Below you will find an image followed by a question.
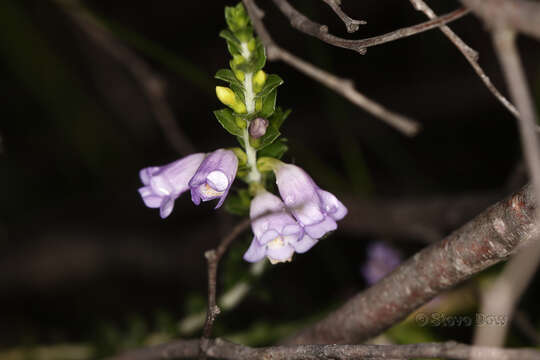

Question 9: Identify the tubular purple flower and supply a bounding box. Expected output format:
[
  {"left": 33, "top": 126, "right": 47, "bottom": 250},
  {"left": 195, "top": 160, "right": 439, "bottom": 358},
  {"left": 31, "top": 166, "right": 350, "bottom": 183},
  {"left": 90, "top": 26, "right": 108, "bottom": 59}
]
[
  {"left": 138, "top": 153, "right": 205, "bottom": 219},
  {"left": 274, "top": 163, "right": 347, "bottom": 239},
  {"left": 189, "top": 148, "right": 238, "bottom": 208},
  {"left": 243, "top": 190, "right": 317, "bottom": 264}
]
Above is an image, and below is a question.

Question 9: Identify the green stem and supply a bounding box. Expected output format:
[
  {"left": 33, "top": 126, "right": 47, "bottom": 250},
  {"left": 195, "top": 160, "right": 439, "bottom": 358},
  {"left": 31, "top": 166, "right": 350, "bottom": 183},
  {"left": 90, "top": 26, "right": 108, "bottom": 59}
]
[{"left": 241, "top": 46, "right": 261, "bottom": 184}]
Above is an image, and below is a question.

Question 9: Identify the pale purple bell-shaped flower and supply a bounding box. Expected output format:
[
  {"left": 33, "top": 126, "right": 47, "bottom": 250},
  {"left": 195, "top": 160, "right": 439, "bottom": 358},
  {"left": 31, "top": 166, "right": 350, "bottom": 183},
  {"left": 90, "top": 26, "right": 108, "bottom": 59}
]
[
  {"left": 189, "top": 149, "right": 238, "bottom": 209},
  {"left": 243, "top": 190, "right": 318, "bottom": 264},
  {"left": 138, "top": 153, "right": 206, "bottom": 219},
  {"left": 274, "top": 163, "right": 347, "bottom": 239},
  {"left": 361, "top": 242, "right": 402, "bottom": 285}
]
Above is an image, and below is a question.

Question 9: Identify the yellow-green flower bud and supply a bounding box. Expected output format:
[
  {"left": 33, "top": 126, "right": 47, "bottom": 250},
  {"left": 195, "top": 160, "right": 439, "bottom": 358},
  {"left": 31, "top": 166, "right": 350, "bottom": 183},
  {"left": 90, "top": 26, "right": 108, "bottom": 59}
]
[
  {"left": 232, "top": 54, "right": 244, "bottom": 66},
  {"left": 216, "top": 86, "right": 236, "bottom": 107},
  {"left": 255, "top": 97, "right": 263, "bottom": 112},
  {"left": 253, "top": 70, "right": 267, "bottom": 92},
  {"left": 230, "top": 147, "right": 247, "bottom": 166},
  {"left": 216, "top": 86, "right": 247, "bottom": 114},
  {"left": 234, "top": 70, "right": 245, "bottom": 82},
  {"left": 232, "top": 102, "right": 247, "bottom": 114},
  {"left": 257, "top": 157, "right": 281, "bottom": 172}
]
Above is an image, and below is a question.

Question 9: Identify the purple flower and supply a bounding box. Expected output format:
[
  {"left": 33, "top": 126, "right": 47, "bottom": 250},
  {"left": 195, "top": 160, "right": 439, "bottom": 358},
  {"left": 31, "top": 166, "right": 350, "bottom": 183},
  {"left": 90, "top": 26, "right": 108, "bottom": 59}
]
[
  {"left": 189, "top": 149, "right": 238, "bottom": 209},
  {"left": 274, "top": 163, "right": 347, "bottom": 239},
  {"left": 243, "top": 190, "right": 318, "bottom": 264},
  {"left": 361, "top": 242, "right": 402, "bottom": 285},
  {"left": 138, "top": 153, "right": 206, "bottom": 219}
]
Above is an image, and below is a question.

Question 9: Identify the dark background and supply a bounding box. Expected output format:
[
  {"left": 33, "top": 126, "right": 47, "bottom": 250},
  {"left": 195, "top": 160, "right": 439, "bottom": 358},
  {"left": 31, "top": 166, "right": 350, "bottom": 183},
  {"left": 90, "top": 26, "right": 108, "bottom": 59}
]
[{"left": 1, "top": 0, "right": 539, "bottom": 356}]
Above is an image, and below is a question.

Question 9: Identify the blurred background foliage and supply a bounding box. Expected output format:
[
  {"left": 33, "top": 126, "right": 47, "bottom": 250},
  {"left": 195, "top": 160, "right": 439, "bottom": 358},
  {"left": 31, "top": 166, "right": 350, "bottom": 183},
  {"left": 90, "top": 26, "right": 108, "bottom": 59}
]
[{"left": 1, "top": 0, "right": 540, "bottom": 358}]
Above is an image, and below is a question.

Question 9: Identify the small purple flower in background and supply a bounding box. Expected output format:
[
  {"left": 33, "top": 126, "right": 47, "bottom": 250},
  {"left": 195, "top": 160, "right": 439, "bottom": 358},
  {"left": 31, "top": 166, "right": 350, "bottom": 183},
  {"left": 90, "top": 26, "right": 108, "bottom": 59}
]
[
  {"left": 189, "top": 148, "right": 238, "bottom": 209},
  {"left": 138, "top": 153, "right": 206, "bottom": 219},
  {"left": 274, "top": 163, "right": 347, "bottom": 239},
  {"left": 361, "top": 242, "right": 402, "bottom": 285},
  {"left": 243, "top": 190, "right": 318, "bottom": 264}
]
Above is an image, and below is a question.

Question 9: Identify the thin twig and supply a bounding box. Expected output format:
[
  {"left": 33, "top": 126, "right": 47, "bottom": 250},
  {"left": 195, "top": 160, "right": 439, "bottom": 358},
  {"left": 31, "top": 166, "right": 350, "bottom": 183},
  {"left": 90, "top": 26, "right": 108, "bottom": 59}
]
[
  {"left": 55, "top": 0, "right": 196, "bottom": 156},
  {"left": 243, "top": 0, "right": 421, "bottom": 136},
  {"left": 321, "top": 0, "right": 366, "bottom": 33},
  {"left": 473, "top": 27, "right": 540, "bottom": 348},
  {"left": 199, "top": 219, "right": 251, "bottom": 359},
  {"left": 273, "top": 0, "right": 469, "bottom": 54},
  {"left": 110, "top": 338, "right": 540, "bottom": 360},
  {"left": 286, "top": 183, "right": 540, "bottom": 344},
  {"left": 460, "top": 0, "right": 540, "bottom": 41},
  {"left": 409, "top": 0, "right": 519, "bottom": 119}
]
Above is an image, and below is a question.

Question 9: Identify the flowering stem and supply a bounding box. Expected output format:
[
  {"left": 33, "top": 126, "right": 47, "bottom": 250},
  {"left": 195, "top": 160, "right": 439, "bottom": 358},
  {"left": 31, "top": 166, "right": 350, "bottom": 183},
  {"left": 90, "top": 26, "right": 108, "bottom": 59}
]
[{"left": 241, "top": 48, "right": 262, "bottom": 184}]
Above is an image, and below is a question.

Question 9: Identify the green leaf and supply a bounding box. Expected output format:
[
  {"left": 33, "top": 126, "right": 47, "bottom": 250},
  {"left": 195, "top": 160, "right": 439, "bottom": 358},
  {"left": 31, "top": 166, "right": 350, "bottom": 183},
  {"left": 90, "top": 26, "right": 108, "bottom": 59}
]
[
  {"left": 225, "top": 189, "right": 251, "bottom": 216},
  {"left": 270, "top": 107, "right": 291, "bottom": 130},
  {"left": 236, "top": 135, "right": 245, "bottom": 149},
  {"left": 253, "top": 108, "right": 291, "bottom": 150},
  {"left": 260, "top": 89, "right": 277, "bottom": 118},
  {"left": 257, "top": 74, "right": 283, "bottom": 98},
  {"left": 219, "top": 30, "right": 242, "bottom": 56},
  {"left": 258, "top": 138, "right": 288, "bottom": 159},
  {"left": 214, "top": 108, "right": 244, "bottom": 137},
  {"left": 230, "top": 82, "right": 245, "bottom": 103},
  {"left": 215, "top": 69, "right": 243, "bottom": 88},
  {"left": 219, "top": 29, "right": 240, "bottom": 45},
  {"left": 255, "top": 124, "right": 280, "bottom": 150},
  {"left": 252, "top": 40, "right": 266, "bottom": 72}
]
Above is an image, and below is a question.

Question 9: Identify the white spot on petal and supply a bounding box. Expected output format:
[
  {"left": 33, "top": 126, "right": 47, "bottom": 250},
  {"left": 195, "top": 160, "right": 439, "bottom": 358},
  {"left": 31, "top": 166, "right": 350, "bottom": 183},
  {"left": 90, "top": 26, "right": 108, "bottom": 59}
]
[{"left": 207, "top": 171, "right": 229, "bottom": 191}]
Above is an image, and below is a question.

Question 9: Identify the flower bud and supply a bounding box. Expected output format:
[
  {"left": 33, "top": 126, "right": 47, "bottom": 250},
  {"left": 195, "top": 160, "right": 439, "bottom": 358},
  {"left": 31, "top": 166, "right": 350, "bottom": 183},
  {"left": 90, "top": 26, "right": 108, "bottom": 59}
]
[
  {"left": 232, "top": 54, "right": 244, "bottom": 66},
  {"left": 249, "top": 117, "right": 269, "bottom": 139},
  {"left": 216, "top": 86, "right": 235, "bottom": 106},
  {"left": 253, "top": 70, "right": 267, "bottom": 92},
  {"left": 216, "top": 86, "right": 246, "bottom": 114}
]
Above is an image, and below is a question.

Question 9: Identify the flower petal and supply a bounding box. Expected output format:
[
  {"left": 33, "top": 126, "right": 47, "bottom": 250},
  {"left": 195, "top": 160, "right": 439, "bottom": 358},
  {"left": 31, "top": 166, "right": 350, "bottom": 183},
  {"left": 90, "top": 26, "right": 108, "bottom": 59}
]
[
  {"left": 291, "top": 234, "right": 318, "bottom": 253},
  {"left": 266, "top": 244, "right": 295, "bottom": 263},
  {"left": 189, "top": 149, "right": 238, "bottom": 207},
  {"left": 159, "top": 196, "right": 175, "bottom": 219},
  {"left": 275, "top": 164, "right": 325, "bottom": 225},
  {"left": 317, "top": 189, "right": 348, "bottom": 220},
  {"left": 250, "top": 191, "right": 298, "bottom": 241},
  {"left": 259, "top": 229, "right": 280, "bottom": 245},
  {"left": 140, "top": 166, "right": 160, "bottom": 185},
  {"left": 304, "top": 216, "right": 337, "bottom": 239},
  {"left": 243, "top": 237, "right": 266, "bottom": 263},
  {"left": 139, "top": 187, "right": 162, "bottom": 208}
]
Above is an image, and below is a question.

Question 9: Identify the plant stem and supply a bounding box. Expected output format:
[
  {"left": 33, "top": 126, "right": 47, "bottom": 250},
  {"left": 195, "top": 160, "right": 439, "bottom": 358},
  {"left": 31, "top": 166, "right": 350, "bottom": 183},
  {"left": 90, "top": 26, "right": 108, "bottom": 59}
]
[{"left": 241, "top": 46, "right": 262, "bottom": 183}]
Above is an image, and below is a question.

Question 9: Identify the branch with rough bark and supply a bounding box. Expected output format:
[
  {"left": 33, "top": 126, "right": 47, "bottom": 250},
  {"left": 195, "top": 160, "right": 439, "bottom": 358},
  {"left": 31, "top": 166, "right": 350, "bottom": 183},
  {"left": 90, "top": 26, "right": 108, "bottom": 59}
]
[
  {"left": 472, "top": 22, "right": 540, "bottom": 349},
  {"left": 242, "top": 0, "right": 421, "bottom": 136},
  {"left": 110, "top": 338, "right": 540, "bottom": 360},
  {"left": 272, "top": 0, "right": 469, "bottom": 54},
  {"left": 287, "top": 184, "right": 539, "bottom": 344}
]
